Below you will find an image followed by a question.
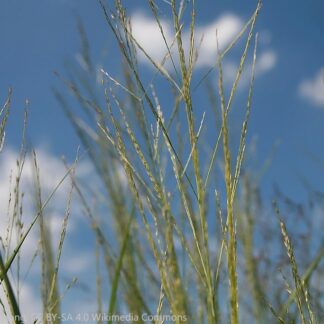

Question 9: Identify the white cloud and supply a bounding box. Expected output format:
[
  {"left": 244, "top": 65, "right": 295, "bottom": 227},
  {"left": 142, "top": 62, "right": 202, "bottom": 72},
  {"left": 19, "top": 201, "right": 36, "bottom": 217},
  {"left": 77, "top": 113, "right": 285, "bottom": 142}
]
[
  {"left": 129, "top": 12, "right": 277, "bottom": 87},
  {"left": 195, "top": 14, "right": 243, "bottom": 67},
  {"left": 130, "top": 12, "right": 244, "bottom": 68},
  {"left": 256, "top": 50, "right": 277, "bottom": 74},
  {"left": 299, "top": 69, "right": 324, "bottom": 107},
  {"left": 222, "top": 50, "right": 277, "bottom": 88},
  {"left": 131, "top": 12, "right": 174, "bottom": 65}
]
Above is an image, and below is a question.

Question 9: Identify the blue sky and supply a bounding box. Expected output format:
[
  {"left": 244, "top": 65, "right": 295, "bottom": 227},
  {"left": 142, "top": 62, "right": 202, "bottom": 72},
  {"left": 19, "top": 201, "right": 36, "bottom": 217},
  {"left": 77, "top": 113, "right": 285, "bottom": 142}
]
[{"left": 1, "top": 0, "right": 324, "bottom": 320}]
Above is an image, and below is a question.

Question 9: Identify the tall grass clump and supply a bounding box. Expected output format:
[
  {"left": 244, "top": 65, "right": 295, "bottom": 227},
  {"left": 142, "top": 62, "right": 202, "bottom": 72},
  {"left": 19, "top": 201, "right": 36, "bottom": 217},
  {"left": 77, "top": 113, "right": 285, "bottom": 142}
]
[
  {"left": 54, "top": 0, "right": 324, "bottom": 323},
  {"left": 1, "top": 0, "right": 323, "bottom": 323}
]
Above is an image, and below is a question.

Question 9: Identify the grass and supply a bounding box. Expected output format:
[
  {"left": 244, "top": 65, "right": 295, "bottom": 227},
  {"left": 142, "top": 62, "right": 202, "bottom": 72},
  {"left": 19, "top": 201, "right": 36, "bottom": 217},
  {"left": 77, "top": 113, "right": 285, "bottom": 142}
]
[{"left": 0, "top": 0, "right": 323, "bottom": 323}]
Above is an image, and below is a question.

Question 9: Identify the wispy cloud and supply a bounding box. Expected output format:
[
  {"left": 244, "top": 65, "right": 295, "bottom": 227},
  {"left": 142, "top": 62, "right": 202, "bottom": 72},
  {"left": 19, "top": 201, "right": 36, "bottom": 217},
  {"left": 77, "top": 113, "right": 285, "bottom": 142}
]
[{"left": 299, "top": 68, "right": 324, "bottom": 107}]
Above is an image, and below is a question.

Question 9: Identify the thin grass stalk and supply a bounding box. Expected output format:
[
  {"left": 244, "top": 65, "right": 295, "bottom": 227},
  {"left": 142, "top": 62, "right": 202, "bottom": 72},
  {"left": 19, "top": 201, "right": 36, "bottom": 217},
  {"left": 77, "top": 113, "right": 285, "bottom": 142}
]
[
  {"left": 0, "top": 88, "right": 11, "bottom": 153},
  {"left": 33, "top": 151, "right": 61, "bottom": 323},
  {"left": 239, "top": 176, "right": 266, "bottom": 322},
  {"left": 230, "top": 34, "right": 258, "bottom": 205},
  {"left": 170, "top": 1, "right": 215, "bottom": 320},
  {"left": 279, "top": 246, "right": 324, "bottom": 318},
  {"left": 217, "top": 39, "right": 238, "bottom": 324},
  {"left": 0, "top": 252, "right": 23, "bottom": 324},
  {"left": 274, "top": 203, "right": 315, "bottom": 324},
  {"left": 147, "top": 0, "right": 180, "bottom": 79},
  {"left": 108, "top": 210, "right": 134, "bottom": 323},
  {"left": 95, "top": 237, "right": 103, "bottom": 324}
]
